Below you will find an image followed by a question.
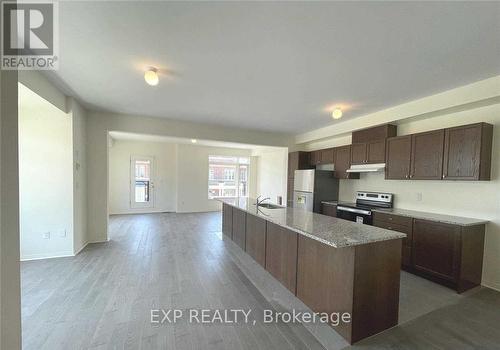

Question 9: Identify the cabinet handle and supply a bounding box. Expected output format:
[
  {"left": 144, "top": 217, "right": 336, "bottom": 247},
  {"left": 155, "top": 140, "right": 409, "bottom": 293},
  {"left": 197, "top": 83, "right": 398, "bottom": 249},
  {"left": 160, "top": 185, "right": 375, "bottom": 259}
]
[
  {"left": 405, "top": 174, "right": 408, "bottom": 179},
  {"left": 388, "top": 217, "right": 393, "bottom": 221}
]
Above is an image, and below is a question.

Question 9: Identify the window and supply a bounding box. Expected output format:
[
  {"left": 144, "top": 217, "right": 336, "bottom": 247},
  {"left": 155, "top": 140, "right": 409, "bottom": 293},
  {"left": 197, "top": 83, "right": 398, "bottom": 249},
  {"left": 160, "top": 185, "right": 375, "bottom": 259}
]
[
  {"left": 208, "top": 156, "right": 250, "bottom": 199},
  {"left": 130, "top": 156, "right": 154, "bottom": 208}
]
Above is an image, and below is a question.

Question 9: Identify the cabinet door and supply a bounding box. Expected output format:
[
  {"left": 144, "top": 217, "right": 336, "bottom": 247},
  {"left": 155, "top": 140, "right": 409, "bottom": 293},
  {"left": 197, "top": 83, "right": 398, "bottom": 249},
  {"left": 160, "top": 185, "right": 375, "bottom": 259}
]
[
  {"left": 412, "top": 219, "right": 460, "bottom": 282},
  {"left": 288, "top": 152, "right": 298, "bottom": 178},
  {"left": 265, "top": 222, "right": 298, "bottom": 293},
  {"left": 222, "top": 203, "right": 233, "bottom": 238},
  {"left": 320, "top": 148, "right": 335, "bottom": 164},
  {"left": 246, "top": 214, "right": 267, "bottom": 267},
  {"left": 232, "top": 208, "right": 246, "bottom": 250},
  {"left": 334, "top": 145, "right": 359, "bottom": 179},
  {"left": 410, "top": 130, "right": 444, "bottom": 180},
  {"left": 443, "top": 124, "right": 483, "bottom": 180},
  {"left": 385, "top": 136, "right": 412, "bottom": 180},
  {"left": 351, "top": 143, "right": 367, "bottom": 165},
  {"left": 310, "top": 151, "right": 321, "bottom": 166},
  {"left": 367, "top": 140, "right": 386, "bottom": 164},
  {"left": 287, "top": 178, "right": 294, "bottom": 207},
  {"left": 321, "top": 203, "right": 337, "bottom": 217}
]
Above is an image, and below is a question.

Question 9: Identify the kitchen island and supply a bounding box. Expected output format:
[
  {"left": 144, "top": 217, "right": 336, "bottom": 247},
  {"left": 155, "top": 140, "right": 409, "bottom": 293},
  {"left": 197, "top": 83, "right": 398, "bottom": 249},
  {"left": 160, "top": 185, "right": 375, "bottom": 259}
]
[{"left": 218, "top": 197, "right": 406, "bottom": 344}]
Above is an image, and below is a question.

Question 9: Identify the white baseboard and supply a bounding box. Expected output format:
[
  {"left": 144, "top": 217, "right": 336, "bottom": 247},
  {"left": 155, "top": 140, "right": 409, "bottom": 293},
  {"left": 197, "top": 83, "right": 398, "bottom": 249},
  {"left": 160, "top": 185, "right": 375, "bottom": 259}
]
[
  {"left": 21, "top": 251, "right": 75, "bottom": 261},
  {"left": 482, "top": 280, "right": 500, "bottom": 292},
  {"left": 73, "top": 241, "right": 89, "bottom": 255},
  {"left": 87, "top": 239, "right": 109, "bottom": 244}
]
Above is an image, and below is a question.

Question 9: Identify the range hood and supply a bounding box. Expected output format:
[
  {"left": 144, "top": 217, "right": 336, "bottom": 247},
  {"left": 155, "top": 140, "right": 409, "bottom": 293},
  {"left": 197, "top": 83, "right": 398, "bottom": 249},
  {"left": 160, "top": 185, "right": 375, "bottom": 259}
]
[{"left": 346, "top": 163, "right": 385, "bottom": 173}]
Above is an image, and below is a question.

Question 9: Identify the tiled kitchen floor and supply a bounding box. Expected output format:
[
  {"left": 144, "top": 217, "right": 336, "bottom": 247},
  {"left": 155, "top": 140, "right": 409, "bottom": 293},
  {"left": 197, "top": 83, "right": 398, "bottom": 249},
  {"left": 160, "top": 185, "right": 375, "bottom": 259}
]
[{"left": 21, "top": 212, "right": 500, "bottom": 349}]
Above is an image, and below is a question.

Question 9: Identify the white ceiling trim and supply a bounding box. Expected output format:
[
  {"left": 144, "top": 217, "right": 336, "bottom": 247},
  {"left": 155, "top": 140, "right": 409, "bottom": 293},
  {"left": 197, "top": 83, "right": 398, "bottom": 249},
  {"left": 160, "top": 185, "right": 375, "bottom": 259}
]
[{"left": 295, "top": 76, "right": 500, "bottom": 144}]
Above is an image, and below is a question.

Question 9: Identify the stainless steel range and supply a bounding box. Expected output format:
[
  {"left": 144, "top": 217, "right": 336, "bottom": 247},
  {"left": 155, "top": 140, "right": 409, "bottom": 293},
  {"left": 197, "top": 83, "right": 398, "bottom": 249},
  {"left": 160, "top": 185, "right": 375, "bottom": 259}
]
[{"left": 336, "top": 191, "right": 393, "bottom": 225}]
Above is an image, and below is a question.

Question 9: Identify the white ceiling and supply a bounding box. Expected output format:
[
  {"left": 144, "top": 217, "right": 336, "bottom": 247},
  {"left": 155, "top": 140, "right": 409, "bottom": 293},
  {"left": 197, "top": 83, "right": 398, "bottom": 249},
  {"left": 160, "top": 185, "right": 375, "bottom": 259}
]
[
  {"left": 108, "top": 131, "right": 284, "bottom": 151},
  {"left": 51, "top": 1, "right": 500, "bottom": 133}
]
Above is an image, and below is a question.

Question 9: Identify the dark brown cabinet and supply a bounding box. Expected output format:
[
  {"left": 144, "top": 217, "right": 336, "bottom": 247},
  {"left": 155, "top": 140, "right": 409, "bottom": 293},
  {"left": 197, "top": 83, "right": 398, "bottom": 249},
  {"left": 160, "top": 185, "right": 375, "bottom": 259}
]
[
  {"left": 351, "top": 143, "right": 367, "bottom": 165},
  {"left": 265, "top": 222, "right": 298, "bottom": 293},
  {"left": 443, "top": 123, "right": 493, "bottom": 181},
  {"left": 367, "top": 140, "right": 386, "bottom": 163},
  {"left": 351, "top": 141, "right": 387, "bottom": 165},
  {"left": 385, "top": 135, "right": 412, "bottom": 180},
  {"left": 373, "top": 212, "right": 413, "bottom": 268},
  {"left": 410, "top": 129, "right": 445, "bottom": 180},
  {"left": 232, "top": 208, "right": 246, "bottom": 250},
  {"left": 320, "top": 148, "right": 335, "bottom": 164},
  {"left": 334, "top": 145, "right": 359, "bottom": 179},
  {"left": 386, "top": 123, "right": 492, "bottom": 181},
  {"left": 222, "top": 203, "right": 233, "bottom": 238},
  {"left": 352, "top": 124, "right": 398, "bottom": 143},
  {"left": 380, "top": 216, "right": 487, "bottom": 293},
  {"left": 412, "top": 219, "right": 460, "bottom": 283},
  {"left": 296, "top": 235, "right": 401, "bottom": 343},
  {"left": 321, "top": 203, "right": 337, "bottom": 217},
  {"left": 245, "top": 214, "right": 267, "bottom": 267},
  {"left": 288, "top": 151, "right": 311, "bottom": 178},
  {"left": 310, "top": 150, "right": 321, "bottom": 166}
]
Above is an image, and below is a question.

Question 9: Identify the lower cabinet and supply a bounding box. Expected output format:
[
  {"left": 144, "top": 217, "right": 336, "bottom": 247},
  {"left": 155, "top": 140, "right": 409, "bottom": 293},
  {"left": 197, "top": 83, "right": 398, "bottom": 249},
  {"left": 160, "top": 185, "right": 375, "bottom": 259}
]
[
  {"left": 265, "top": 222, "right": 298, "bottom": 294},
  {"left": 321, "top": 203, "right": 337, "bottom": 217},
  {"left": 373, "top": 212, "right": 413, "bottom": 268},
  {"left": 232, "top": 208, "right": 246, "bottom": 250},
  {"left": 222, "top": 203, "right": 233, "bottom": 238},
  {"left": 245, "top": 214, "right": 267, "bottom": 267},
  {"left": 374, "top": 211, "right": 486, "bottom": 293},
  {"left": 412, "top": 219, "right": 460, "bottom": 283}
]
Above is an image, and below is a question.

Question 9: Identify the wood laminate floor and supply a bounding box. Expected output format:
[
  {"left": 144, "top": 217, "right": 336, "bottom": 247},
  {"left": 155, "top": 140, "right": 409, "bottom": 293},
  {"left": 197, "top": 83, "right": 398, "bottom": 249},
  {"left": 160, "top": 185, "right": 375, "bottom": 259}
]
[{"left": 21, "top": 212, "right": 500, "bottom": 350}]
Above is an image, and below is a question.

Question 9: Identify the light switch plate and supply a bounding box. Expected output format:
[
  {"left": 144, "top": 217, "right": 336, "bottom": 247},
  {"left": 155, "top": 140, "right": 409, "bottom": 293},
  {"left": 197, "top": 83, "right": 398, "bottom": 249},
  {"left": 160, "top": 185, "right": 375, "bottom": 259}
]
[
  {"left": 416, "top": 193, "right": 422, "bottom": 202},
  {"left": 42, "top": 232, "right": 50, "bottom": 239}
]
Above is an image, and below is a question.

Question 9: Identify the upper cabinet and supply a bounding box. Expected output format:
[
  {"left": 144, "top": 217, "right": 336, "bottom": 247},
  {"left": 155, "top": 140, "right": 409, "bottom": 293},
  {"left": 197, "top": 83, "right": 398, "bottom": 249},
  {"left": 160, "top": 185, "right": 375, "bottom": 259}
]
[
  {"left": 443, "top": 123, "right": 493, "bottom": 181},
  {"left": 351, "top": 140, "right": 387, "bottom": 165},
  {"left": 386, "top": 135, "right": 412, "bottom": 180},
  {"left": 386, "top": 122, "right": 493, "bottom": 181},
  {"left": 288, "top": 151, "right": 311, "bottom": 178},
  {"left": 410, "top": 129, "right": 445, "bottom": 180},
  {"left": 334, "top": 145, "right": 359, "bottom": 179},
  {"left": 351, "top": 124, "right": 397, "bottom": 165},
  {"left": 310, "top": 148, "right": 334, "bottom": 166}
]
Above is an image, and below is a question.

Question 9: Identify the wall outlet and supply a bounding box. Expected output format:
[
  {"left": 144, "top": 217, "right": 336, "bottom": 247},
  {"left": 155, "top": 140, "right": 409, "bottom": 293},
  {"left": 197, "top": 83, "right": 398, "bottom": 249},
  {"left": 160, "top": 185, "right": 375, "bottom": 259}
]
[
  {"left": 58, "top": 229, "right": 67, "bottom": 238},
  {"left": 416, "top": 192, "right": 423, "bottom": 202},
  {"left": 42, "top": 232, "right": 50, "bottom": 239}
]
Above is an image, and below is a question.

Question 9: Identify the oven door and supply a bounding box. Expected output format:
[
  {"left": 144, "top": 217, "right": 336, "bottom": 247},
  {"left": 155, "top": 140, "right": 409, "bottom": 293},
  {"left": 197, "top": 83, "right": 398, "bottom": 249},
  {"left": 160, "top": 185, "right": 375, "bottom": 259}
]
[{"left": 336, "top": 206, "right": 372, "bottom": 225}]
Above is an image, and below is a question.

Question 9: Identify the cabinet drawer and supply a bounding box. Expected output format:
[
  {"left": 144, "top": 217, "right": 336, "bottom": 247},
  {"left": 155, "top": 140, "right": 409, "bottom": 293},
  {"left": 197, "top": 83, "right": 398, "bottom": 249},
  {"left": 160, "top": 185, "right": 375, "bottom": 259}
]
[
  {"left": 373, "top": 220, "right": 412, "bottom": 243},
  {"left": 373, "top": 211, "right": 412, "bottom": 227}
]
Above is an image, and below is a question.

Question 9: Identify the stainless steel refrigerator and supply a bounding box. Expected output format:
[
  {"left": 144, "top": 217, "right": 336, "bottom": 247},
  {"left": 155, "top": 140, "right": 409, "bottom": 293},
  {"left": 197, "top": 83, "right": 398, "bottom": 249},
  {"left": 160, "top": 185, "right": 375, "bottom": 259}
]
[{"left": 293, "top": 169, "right": 339, "bottom": 213}]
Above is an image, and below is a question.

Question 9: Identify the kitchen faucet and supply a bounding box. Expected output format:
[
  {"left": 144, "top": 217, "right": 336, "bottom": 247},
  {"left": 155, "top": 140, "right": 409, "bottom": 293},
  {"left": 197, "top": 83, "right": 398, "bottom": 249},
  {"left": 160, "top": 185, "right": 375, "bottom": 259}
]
[{"left": 256, "top": 195, "right": 271, "bottom": 206}]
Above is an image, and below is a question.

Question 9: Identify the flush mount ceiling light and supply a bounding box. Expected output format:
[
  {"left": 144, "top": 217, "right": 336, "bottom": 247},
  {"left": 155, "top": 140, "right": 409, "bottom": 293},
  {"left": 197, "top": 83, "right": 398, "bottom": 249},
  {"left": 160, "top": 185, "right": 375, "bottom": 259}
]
[
  {"left": 144, "top": 68, "right": 159, "bottom": 86},
  {"left": 331, "top": 107, "right": 343, "bottom": 120},
  {"left": 191, "top": 139, "right": 197, "bottom": 144}
]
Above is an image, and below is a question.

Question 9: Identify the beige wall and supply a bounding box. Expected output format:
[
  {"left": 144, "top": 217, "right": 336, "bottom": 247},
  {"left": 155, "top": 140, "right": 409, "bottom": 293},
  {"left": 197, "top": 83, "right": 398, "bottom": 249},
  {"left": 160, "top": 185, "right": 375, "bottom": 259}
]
[
  {"left": 70, "top": 98, "right": 88, "bottom": 254},
  {"left": 18, "top": 84, "right": 74, "bottom": 260},
  {"left": 109, "top": 140, "right": 177, "bottom": 214},
  {"left": 338, "top": 103, "right": 500, "bottom": 290},
  {"left": 252, "top": 148, "right": 288, "bottom": 204},
  {"left": 299, "top": 76, "right": 500, "bottom": 291},
  {"left": 87, "top": 111, "right": 292, "bottom": 242},
  {"left": 1, "top": 70, "right": 22, "bottom": 348}
]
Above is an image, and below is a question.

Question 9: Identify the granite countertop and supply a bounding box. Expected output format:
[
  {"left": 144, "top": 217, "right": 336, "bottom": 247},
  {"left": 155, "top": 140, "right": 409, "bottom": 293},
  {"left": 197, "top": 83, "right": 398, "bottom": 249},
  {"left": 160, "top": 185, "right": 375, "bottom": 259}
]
[
  {"left": 321, "top": 201, "right": 338, "bottom": 205},
  {"left": 372, "top": 208, "right": 489, "bottom": 227},
  {"left": 218, "top": 198, "right": 405, "bottom": 248}
]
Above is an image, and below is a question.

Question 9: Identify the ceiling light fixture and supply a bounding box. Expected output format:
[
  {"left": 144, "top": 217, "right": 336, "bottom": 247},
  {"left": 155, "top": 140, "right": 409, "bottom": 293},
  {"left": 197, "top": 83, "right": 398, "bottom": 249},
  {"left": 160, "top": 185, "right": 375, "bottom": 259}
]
[
  {"left": 144, "top": 68, "right": 159, "bottom": 86},
  {"left": 191, "top": 139, "right": 197, "bottom": 144},
  {"left": 331, "top": 107, "right": 343, "bottom": 120}
]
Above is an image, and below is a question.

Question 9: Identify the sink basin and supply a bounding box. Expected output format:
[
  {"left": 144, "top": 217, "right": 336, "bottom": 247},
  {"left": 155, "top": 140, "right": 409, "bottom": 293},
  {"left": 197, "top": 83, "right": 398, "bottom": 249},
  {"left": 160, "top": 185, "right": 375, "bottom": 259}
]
[{"left": 257, "top": 203, "right": 283, "bottom": 209}]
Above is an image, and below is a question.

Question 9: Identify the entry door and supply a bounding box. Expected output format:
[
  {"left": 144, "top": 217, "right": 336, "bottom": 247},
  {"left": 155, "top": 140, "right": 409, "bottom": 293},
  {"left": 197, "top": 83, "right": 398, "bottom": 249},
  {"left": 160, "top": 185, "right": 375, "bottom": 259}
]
[{"left": 130, "top": 156, "right": 155, "bottom": 209}]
